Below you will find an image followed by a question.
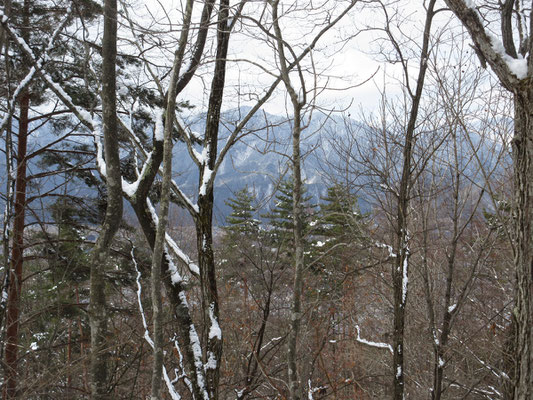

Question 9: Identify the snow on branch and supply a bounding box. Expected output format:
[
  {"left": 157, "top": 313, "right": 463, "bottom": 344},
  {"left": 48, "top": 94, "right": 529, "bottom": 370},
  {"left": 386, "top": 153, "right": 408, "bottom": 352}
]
[
  {"left": 0, "top": 66, "right": 36, "bottom": 134},
  {"left": 205, "top": 303, "right": 222, "bottom": 370},
  {"left": 122, "top": 152, "right": 153, "bottom": 198},
  {"left": 199, "top": 167, "right": 213, "bottom": 197},
  {"left": 0, "top": 9, "right": 109, "bottom": 177},
  {"left": 176, "top": 289, "right": 210, "bottom": 400},
  {"left": 453, "top": 334, "right": 510, "bottom": 381},
  {"left": 118, "top": 117, "right": 199, "bottom": 216},
  {"left": 354, "top": 324, "right": 393, "bottom": 353},
  {"left": 308, "top": 380, "right": 327, "bottom": 400},
  {"left": 0, "top": 11, "right": 96, "bottom": 130},
  {"left": 170, "top": 335, "right": 194, "bottom": 395},
  {"left": 146, "top": 198, "right": 200, "bottom": 279},
  {"left": 454, "top": 0, "right": 528, "bottom": 85},
  {"left": 375, "top": 241, "right": 397, "bottom": 258},
  {"left": 154, "top": 108, "right": 165, "bottom": 141},
  {"left": 171, "top": 179, "right": 200, "bottom": 215},
  {"left": 488, "top": 33, "right": 528, "bottom": 79},
  {"left": 402, "top": 245, "right": 409, "bottom": 305},
  {"left": 0, "top": 6, "right": 72, "bottom": 134},
  {"left": 174, "top": 111, "right": 203, "bottom": 165},
  {"left": 131, "top": 247, "right": 182, "bottom": 400},
  {"left": 93, "top": 128, "right": 107, "bottom": 177},
  {"left": 165, "top": 233, "right": 200, "bottom": 277}
]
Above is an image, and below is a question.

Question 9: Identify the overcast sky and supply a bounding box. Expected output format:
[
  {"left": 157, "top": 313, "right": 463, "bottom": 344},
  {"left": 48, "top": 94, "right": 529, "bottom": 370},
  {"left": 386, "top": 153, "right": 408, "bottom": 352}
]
[{"left": 122, "top": 0, "right": 476, "bottom": 120}]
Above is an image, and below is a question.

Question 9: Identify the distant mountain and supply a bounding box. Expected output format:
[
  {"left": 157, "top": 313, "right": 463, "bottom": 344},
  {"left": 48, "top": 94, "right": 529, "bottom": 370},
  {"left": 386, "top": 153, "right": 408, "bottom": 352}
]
[
  {"left": 173, "top": 107, "right": 355, "bottom": 220},
  {"left": 0, "top": 107, "right": 508, "bottom": 228}
]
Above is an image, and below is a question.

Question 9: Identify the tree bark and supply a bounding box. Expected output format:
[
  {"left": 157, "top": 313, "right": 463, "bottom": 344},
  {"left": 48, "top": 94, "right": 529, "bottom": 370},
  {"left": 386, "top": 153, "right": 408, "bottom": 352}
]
[
  {"left": 149, "top": 37, "right": 184, "bottom": 398},
  {"left": 196, "top": 2, "right": 230, "bottom": 397},
  {"left": 89, "top": 0, "right": 122, "bottom": 398},
  {"left": 441, "top": 2, "right": 532, "bottom": 398},
  {"left": 3, "top": 89, "right": 29, "bottom": 400},
  {"left": 391, "top": 2, "right": 435, "bottom": 398},
  {"left": 288, "top": 105, "right": 305, "bottom": 400},
  {"left": 3, "top": 1, "right": 29, "bottom": 396},
  {"left": 0, "top": 2, "right": 13, "bottom": 338},
  {"left": 271, "top": 1, "right": 306, "bottom": 397},
  {"left": 510, "top": 91, "right": 532, "bottom": 400}
]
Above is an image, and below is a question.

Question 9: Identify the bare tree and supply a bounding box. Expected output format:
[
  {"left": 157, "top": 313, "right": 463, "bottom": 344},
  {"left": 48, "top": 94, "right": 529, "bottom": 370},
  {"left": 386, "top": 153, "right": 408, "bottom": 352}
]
[
  {"left": 441, "top": 2, "right": 533, "bottom": 399},
  {"left": 88, "top": 0, "right": 123, "bottom": 398},
  {"left": 271, "top": 1, "right": 308, "bottom": 396},
  {"left": 98, "top": 1, "right": 356, "bottom": 397},
  {"left": 413, "top": 41, "right": 515, "bottom": 399},
  {"left": 375, "top": 1, "right": 437, "bottom": 398},
  {"left": 266, "top": 1, "right": 359, "bottom": 397}
]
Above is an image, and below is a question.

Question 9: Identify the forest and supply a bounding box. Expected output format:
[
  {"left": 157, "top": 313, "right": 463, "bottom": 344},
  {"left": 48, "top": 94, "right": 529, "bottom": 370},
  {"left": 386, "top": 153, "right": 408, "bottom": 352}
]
[{"left": 0, "top": 0, "right": 532, "bottom": 399}]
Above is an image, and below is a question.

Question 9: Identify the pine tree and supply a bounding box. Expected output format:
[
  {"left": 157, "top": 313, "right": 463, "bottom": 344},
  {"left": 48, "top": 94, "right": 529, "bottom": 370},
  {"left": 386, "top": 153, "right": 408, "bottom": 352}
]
[
  {"left": 1, "top": 2, "right": 101, "bottom": 396},
  {"left": 224, "top": 186, "right": 260, "bottom": 236},
  {"left": 262, "top": 178, "right": 315, "bottom": 262},
  {"left": 316, "top": 183, "right": 366, "bottom": 252},
  {"left": 266, "top": 179, "right": 315, "bottom": 232},
  {"left": 305, "top": 183, "right": 369, "bottom": 287}
]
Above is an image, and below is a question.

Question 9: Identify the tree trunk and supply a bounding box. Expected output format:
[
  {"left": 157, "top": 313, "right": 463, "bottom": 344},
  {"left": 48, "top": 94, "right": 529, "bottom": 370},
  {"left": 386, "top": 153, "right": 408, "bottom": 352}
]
[
  {"left": 196, "top": 196, "right": 222, "bottom": 399},
  {"left": 89, "top": 0, "right": 122, "bottom": 398},
  {"left": 148, "top": 128, "right": 166, "bottom": 400},
  {"left": 195, "top": 2, "right": 230, "bottom": 396},
  {"left": 510, "top": 91, "right": 533, "bottom": 400},
  {"left": 0, "top": 0, "right": 13, "bottom": 347},
  {"left": 392, "top": 231, "right": 408, "bottom": 400},
  {"left": 3, "top": 90, "right": 29, "bottom": 400},
  {"left": 3, "top": 2, "right": 29, "bottom": 396},
  {"left": 288, "top": 106, "right": 304, "bottom": 400},
  {"left": 131, "top": 198, "right": 209, "bottom": 400},
  {"left": 391, "top": 4, "right": 436, "bottom": 398},
  {"left": 269, "top": 2, "right": 306, "bottom": 397},
  {"left": 150, "top": 42, "right": 183, "bottom": 397}
]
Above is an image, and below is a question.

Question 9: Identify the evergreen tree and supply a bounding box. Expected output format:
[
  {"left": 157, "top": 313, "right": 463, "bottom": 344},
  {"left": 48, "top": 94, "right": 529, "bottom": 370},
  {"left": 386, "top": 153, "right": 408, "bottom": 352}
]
[
  {"left": 224, "top": 186, "right": 260, "bottom": 236},
  {"left": 311, "top": 183, "right": 369, "bottom": 280},
  {"left": 262, "top": 178, "right": 316, "bottom": 262},
  {"left": 316, "top": 183, "right": 366, "bottom": 251},
  {"left": 1, "top": 3, "right": 102, "bottom": 397},
  {"left": 265, "top": 179, "right": 315, "bottom": 234}
]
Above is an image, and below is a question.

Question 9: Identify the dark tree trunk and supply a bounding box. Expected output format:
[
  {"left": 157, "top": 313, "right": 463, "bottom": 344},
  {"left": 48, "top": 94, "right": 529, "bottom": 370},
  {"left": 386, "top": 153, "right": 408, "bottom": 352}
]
[
  {"left": 510, "top": 91, "right": 533, "bottom": 400},
  {"left": 391, "top": 2, "right": 436, "bottom": 398},
  {"left": 89, "top": 0, "right": 122, "bottom": 398},
  {"left": 195, "top": 2, "right": 230, "bottom": 396},
  {"left": 130, "top": 198, "right": 209, "bottom": 400},
  {"left": 196, "top": 195, "right": 221, "bottom": 399},
  {"left": 440, "top": 2, "right": 533, "bottom": 398},
  {"left": 3, "top": 90, "right": 29, "bottom": 400},
  {"left": 3, "top": 2, "right": 29, "bottom": 397}
]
